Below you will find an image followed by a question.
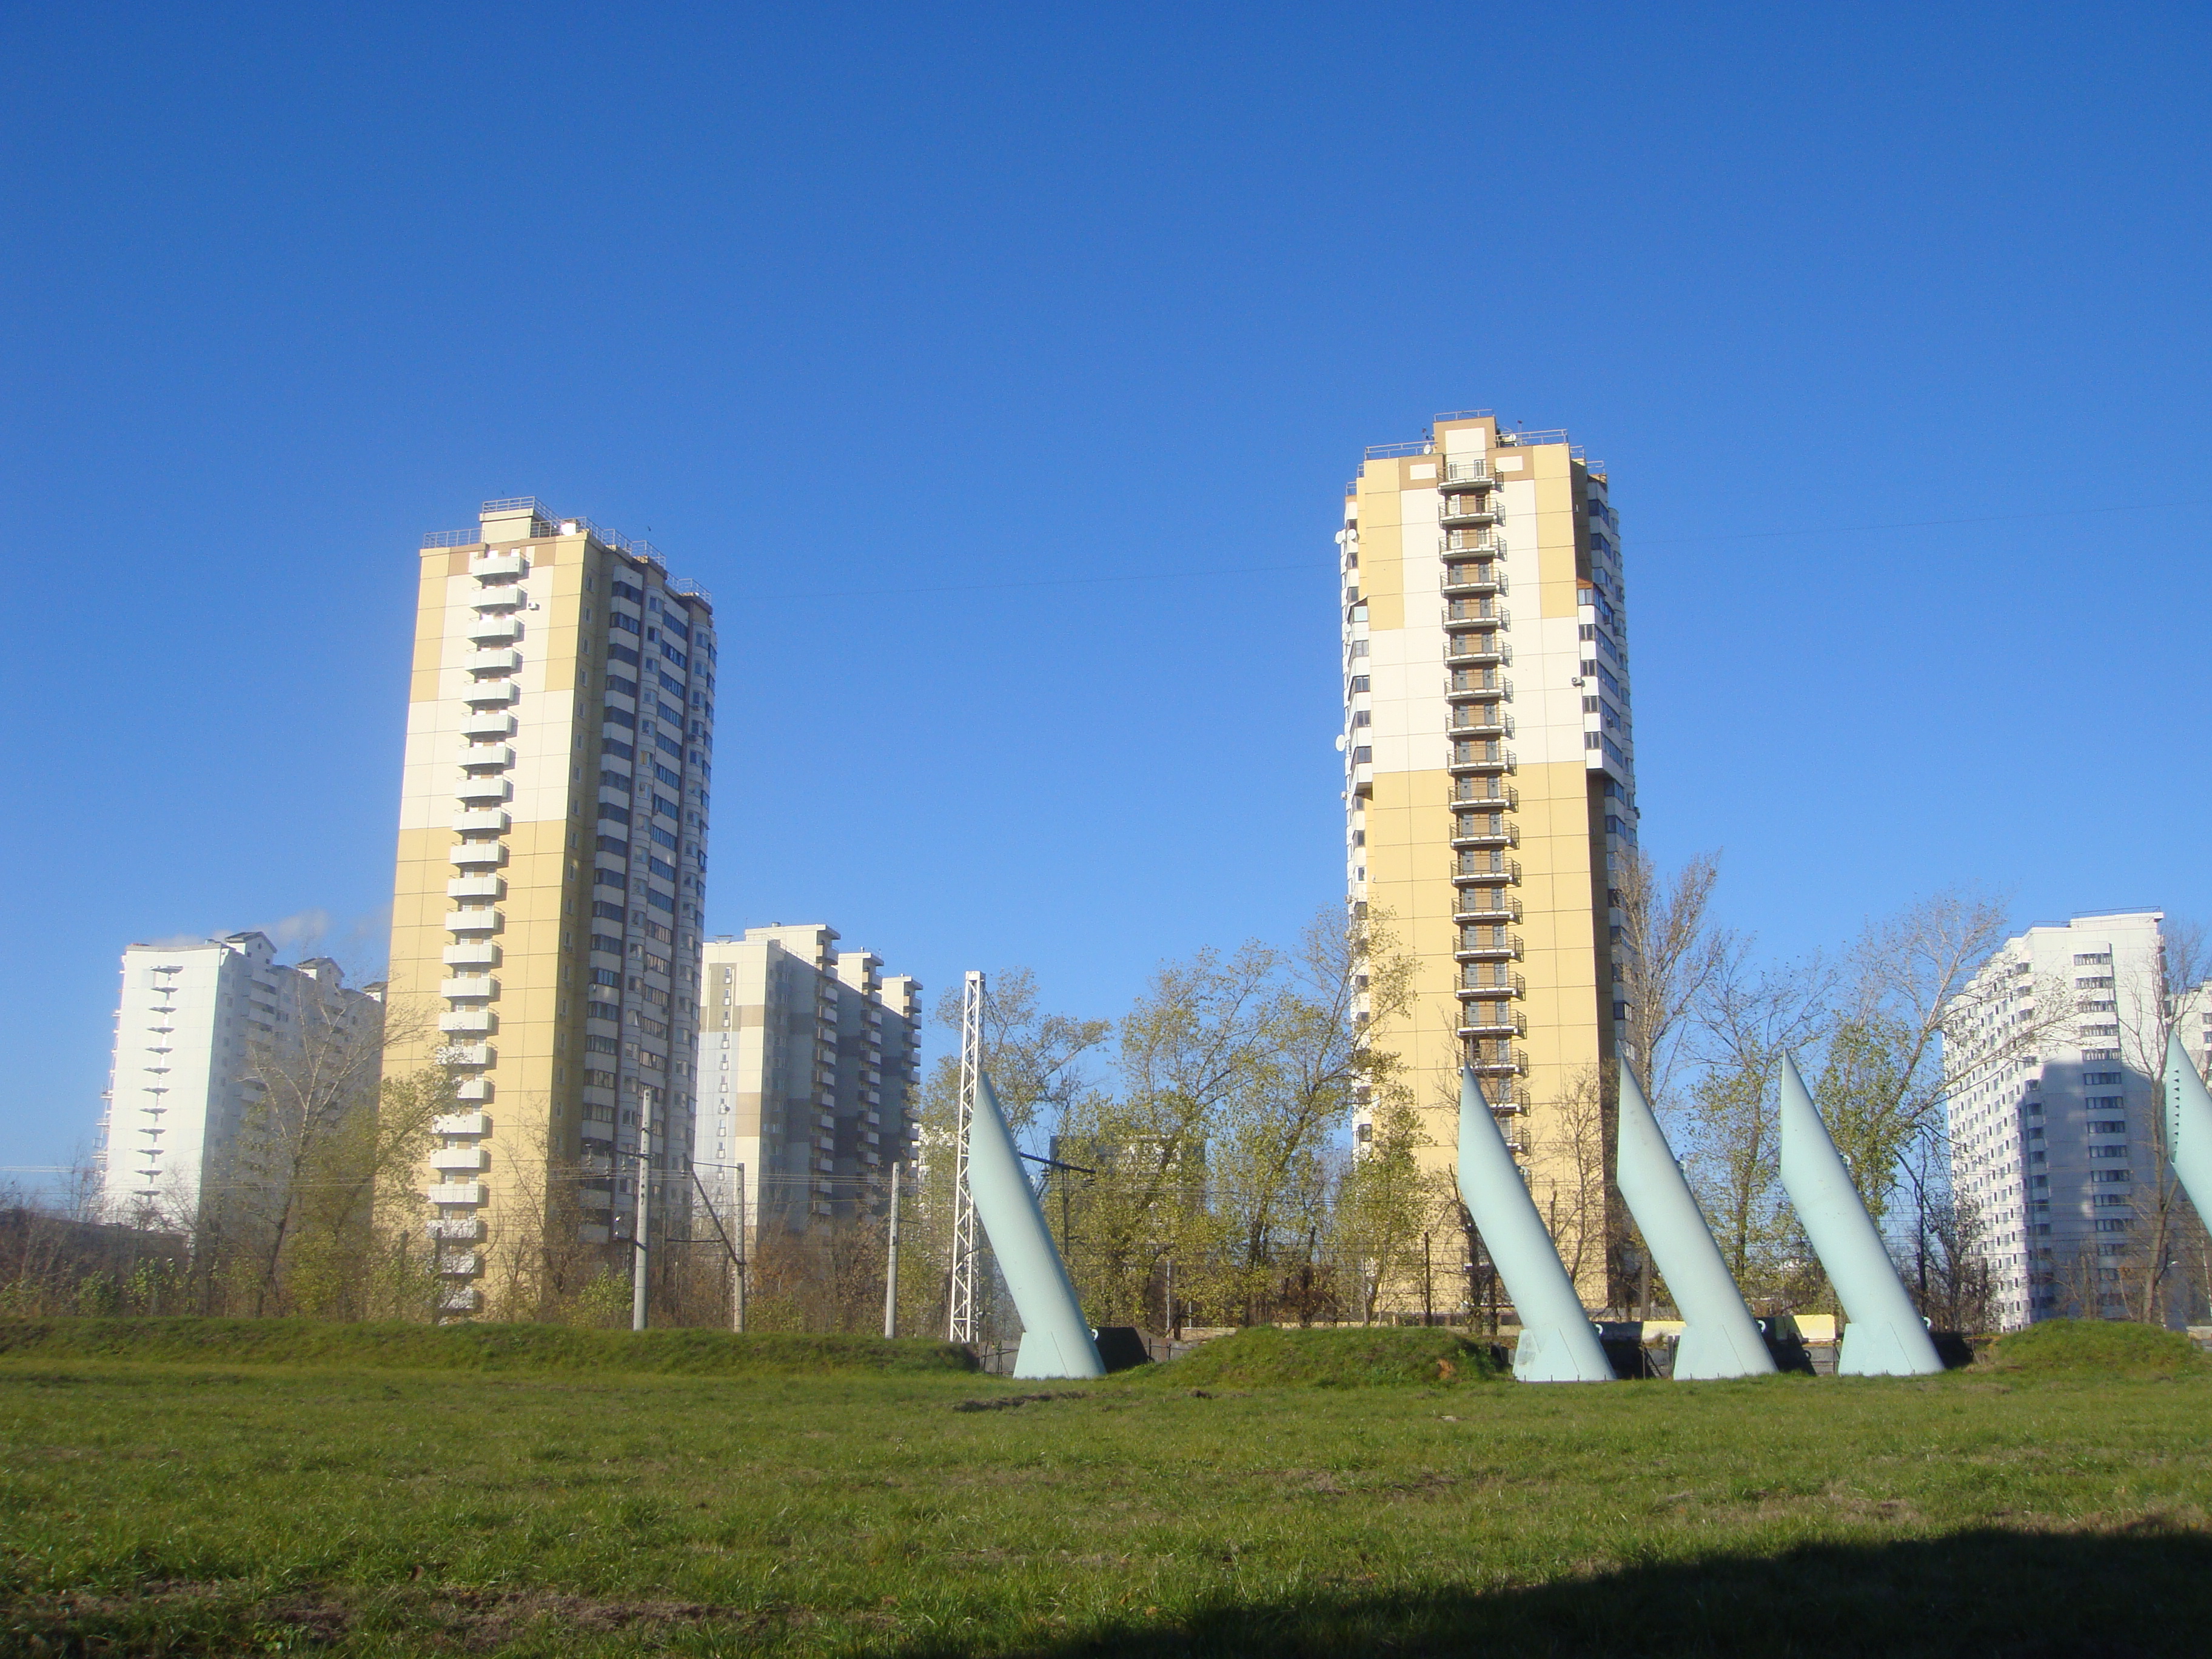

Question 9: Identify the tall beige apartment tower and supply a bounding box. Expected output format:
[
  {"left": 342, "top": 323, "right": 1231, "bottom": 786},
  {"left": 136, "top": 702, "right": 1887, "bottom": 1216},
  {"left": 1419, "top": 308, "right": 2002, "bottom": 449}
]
[
  {"left": 384, "top": 498, "right": 717, "bottom": 1316},
  {"left": 1342, "top": 413, "right": 1635, "bottom": 1304}
]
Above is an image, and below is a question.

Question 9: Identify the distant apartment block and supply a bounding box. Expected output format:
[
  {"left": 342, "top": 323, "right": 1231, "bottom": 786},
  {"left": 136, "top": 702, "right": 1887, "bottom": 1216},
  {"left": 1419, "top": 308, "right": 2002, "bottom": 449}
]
[
  {"left": 697, "top": 926, "right": 921, "bottom": 1244},
  {"left": 381, "top": 498, "right": 717, "bottom": 1315},
  {"left": 98, "top": 933, "right": 381, "bottom": 1225},
  {"left": 1342, "top": 412, "right": 1635, "bottom": 1299},
  {"left": 1946, "top": 911, "right": 2208, "bottom": 1329}
]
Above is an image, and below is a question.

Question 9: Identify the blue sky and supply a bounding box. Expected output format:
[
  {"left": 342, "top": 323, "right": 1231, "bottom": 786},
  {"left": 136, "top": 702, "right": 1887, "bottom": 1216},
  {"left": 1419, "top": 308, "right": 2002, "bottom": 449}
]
[{"left": 3, "top": 2, "right": 2207, "bottom": 1179}]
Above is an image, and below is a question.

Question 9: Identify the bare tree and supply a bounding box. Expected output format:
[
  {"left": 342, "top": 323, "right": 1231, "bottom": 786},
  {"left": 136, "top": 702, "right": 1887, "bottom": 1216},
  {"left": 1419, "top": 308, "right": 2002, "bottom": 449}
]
[
  {"left": 1830, "top": 888, "right": 2067, "bottom": 1225},
  {"left": 1680, "top": 950, "right": 1833, "bottom": 1297},
  {"left": 1615, "top": 848, "right": 1731, "bottom": 1110}
]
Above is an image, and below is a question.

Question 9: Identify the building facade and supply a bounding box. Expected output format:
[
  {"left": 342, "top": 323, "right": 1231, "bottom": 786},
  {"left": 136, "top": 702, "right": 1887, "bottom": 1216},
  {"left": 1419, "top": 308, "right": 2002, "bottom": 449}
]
[
  {"left": 98, "top": 932, "right": 381, "bottom": 1225},
  {"left": 697, "top": 925, "right": 921, "bottom": 1245},
  {"left": 1341, "top": 412, "right": 1635, "bottom": 1302},
  {"left": 1946, "top": 910, "right": 2208, "bottom": 1329},
  {"left": 382, "top": 498, "right": 717, "bottom": 1315}
]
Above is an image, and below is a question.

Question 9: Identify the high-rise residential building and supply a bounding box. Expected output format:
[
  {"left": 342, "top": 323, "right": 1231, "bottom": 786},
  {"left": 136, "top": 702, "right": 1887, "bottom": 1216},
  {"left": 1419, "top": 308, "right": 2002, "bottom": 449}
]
[
  {"left": 697, "top": 925, "right": 921, "bottom": 1245},
  {"left": 1341, "top": 412, "right": 1635, "bottom": 1302},
  {"left": 97, "top": 932, "right": 381, "bottom": 1224},
  {"left": 1946, "top": 910, "right": 2207, "bottom": 1329},
  {"left": 383, "top": 498, "right": 717, "bottom": 1316}
]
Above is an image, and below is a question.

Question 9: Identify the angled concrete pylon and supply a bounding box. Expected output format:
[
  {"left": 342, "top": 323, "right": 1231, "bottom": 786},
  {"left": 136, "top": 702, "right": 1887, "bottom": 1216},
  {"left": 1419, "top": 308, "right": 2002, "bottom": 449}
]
[
  {"left": 966, "top": 1071, "right": 1104, "bottom": 1379},
  {"left": 1455, "top": 1068, "right": 1613, "bottom": 1383},
  {"left": 1615, "top": 1063, "right": 1776, "bottom": 1379},
  {"left": 1777, "top": 1052, "right": 1942, "bottom": 1376},
  {"left": 2162, "top": 1033, "right": 2212, "bottom": 1236}
]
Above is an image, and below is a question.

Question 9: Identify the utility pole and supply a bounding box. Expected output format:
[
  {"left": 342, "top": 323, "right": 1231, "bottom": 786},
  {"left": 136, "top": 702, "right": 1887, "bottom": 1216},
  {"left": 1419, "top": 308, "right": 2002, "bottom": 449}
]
[
  {"left": 883, "top": 1162, "right": 902, "bottom": 1339},
  {"left": 631, "top": 1087, "right": 653, "bottom": 1333},
  {"left": 732, "top": 1162, "right": 747, "bottom": 1334},
  {"left": 948, "top": 970, "right": 983, "bottom": 1344}
]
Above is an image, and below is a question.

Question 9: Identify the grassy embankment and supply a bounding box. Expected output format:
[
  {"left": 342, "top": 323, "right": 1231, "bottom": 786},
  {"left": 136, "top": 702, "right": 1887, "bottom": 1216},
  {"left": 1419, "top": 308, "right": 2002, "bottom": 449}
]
[{"left": 2, "top": 1318, "right": 2210, "bottom": 1656}]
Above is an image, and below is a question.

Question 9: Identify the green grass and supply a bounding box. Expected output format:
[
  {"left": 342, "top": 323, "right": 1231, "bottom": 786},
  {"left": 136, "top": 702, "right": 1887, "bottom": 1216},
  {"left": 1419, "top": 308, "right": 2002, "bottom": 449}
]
[
  {"left": 1985, "top": 1315, "right": 2209, "bottom": 1376},
  {"left": 0, "top": 1317, "right": 977, "bottom": 1376},
  {"left": 4, "top": 1324, "right": 2211, "bottom": 1655},
  {"left": 1131, "top": 1323, "right": 1508, "bottom": 1387}
]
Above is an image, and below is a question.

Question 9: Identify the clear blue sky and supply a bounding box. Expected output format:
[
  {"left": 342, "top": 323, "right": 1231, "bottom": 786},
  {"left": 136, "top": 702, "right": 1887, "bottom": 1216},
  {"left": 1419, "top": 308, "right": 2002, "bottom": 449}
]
[{"left": 4, "top": 2, "right": 2206, "bottom": 1179}]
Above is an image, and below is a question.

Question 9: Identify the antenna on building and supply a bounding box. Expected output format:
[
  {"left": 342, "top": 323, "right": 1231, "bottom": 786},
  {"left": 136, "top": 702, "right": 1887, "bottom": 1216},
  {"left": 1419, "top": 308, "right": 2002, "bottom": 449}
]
[{"left": 948, "top": 970, "right": 984, "bottom": 1345}]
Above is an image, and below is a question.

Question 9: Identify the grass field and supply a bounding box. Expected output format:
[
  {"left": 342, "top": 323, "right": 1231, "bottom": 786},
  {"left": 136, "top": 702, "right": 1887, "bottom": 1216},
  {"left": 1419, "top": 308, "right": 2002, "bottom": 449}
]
[{"left": 3, "top": 1321, "right": 2211, "bottom": 1656}]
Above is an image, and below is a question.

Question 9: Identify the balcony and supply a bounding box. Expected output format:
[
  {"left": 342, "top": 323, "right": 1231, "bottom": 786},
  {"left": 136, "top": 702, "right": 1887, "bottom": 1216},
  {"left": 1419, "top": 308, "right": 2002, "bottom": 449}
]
[
  {"left": 1447, "top": 711, "right": 1510, "bottom": 739},
  {"left": 438, "top": 1042, "right": 493, "bottom": 1067},
  {"left": 1446, "top": 600, "right": 1508, "bottom": 626},
  {"left": 1453, "top": 890, "right": 1524, "bottom": 923},
  {"left": 463, "top": 679, "right": 520, "bottom": 708},
  {"left": 427, "top": 1181, "right": 487, "bottom": 1206},
  {"left": 466, "top": 648, "right": 521, "bottom": 675},
  {"left": 431, "top": 1144, "right": 489, "bottom": 1173},
  {"left": 440, "top": 1008, "right": 497, "bottom": 1036},
  {"left": 1441, "top": 565, "right": 1506, "bottom": 596},
  {"left": 444, "top": 909, "right": 501, "bottom": 936},
  {"left": 1443, "top": 529, "right": 1505, "bottom": 554},
  {"left": 452, "top": 808, "right": 511, "bottom": 834},
  {"left": 1452, "top": 780, "right": 1518, "bottom": 809},
  {"left": 1456, "top": 931, "right": 1524, "bottom": 963},
  {"left": 1438, "top": 495, "right": 1500, "bottom": 526},
  {"left": 1456, "top": 855, "right": 1521, "bottom": 883},
  {"left": 437, "top": 1284, "right": 483, "bottom": 1313},
  {"left": 450, "top": 841, "right": 508, "bottom": 869},
  {"left": 454, "top": 1075, "right": 494, "bottom": 1102},
  {"left": 473, "top": 584, "right": 526, "bottom": 612},
  {"left": 1447, "top": 746, "right": 1515, "bottom": 775},
  {"left": 1441, "top": 458, "right": 1491, "bottom": 486},
  {"left": 426, "top": 1215, "right": 485, "bottom": 1241},
  {"left": 455, "top": 776, "right": 512, "bottom": 808},
  {"left": 1461, "top": 970, "right": 1527, "bottom": 999},
  {"left": 435, "top": 1252, "right": 484, "bottom": 1278},
  {"left": 1466, "top": 1045, "right": 1528, "bottom": 1076},
  {"left": 474, "top": 552, "right": 528, "bottom": 579},
  {"left": 468, "top": 615, "right": 521, "bottom": 646},
  {"left": 460, "top": 711, "right": 517, "bottom": 740},
  {"left": 440, "top": 975, "right": 498, "bottom": 1000},
  {"left": 1456, "top": 1008, "right": 1530, "bottom": 1040},
  {"left": 1444, "top": 633, "right": 1509, "bottom": 666},
  {"left": 458, "top": 743, "right": 515, "bottom": 771},
  {"left": 432, "top": 1111, "right": 489, "bottom": 1138},
  {"left": 1450, "top": 820, "right": 1520, "bottom": 850},
  {"left": 442, "top": 941, "right": 500, "bottom": 969},
  {"left": 447, "top": 873, "right": 504, "bottom": 900}
]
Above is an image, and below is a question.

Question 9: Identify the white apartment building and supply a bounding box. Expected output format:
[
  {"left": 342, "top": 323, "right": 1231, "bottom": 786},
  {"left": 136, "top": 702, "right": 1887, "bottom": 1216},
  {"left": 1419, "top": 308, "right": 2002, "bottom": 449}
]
[
  {"left": 697, "top": 926, "right": 921, "bottom": 1244},
  {"left": 1945, "top": 910, "right": 2199, "bottom": 1328},
  {"left": 97, "top": 933, "right": 383, "bottom": 1226}
]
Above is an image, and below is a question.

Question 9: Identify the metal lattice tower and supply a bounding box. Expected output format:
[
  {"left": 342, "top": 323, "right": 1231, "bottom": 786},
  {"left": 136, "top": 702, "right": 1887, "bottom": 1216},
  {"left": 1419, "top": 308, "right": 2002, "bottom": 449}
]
[{"left": 948, "top": 969, "right": 984, "bottom": 1344}]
